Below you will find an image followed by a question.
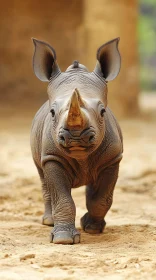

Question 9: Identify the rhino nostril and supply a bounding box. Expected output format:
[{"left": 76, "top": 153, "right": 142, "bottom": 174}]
[
  {"left": 60, "top": 136, "right": 65, "bottom": 141},
  {"left": 89, "top": 135, "right": 94, "bottom": 142}
]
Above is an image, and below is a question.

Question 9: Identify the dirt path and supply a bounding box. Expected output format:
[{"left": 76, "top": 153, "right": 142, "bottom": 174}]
[{"left": 0, "top": 100, "right": 156, "bottom": 280}]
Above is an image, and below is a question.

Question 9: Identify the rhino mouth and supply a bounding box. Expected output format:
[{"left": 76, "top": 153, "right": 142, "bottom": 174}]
[
  {"left": 60, "top": 143, "right": 95, "bottom": 158},
  {"left": 69, "top": 146, "right": 86, "bottom": 151},
  {"left": 58, "top": 127, "right": 96, "bottom": 151}
]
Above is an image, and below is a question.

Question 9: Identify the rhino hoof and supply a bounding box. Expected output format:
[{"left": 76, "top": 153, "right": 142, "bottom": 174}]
[
  {"left": 73, "top": 234, "right": 81, "bottom": 244},
  {"left": 50, "top": 230, "right": 80, "bottom": 245},
  {"left": 81, "top": 212, "right": 106, "bottom": 234},
  {"left": 42, "top": 215, "right": 54, "bottom": 226}
]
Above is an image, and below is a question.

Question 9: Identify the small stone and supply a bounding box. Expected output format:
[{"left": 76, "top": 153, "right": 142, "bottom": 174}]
[
  {"left": 127, "top": 257, "right": 139, "bottom": 264},
  {"left": 111, "top": 208, "right": 118, "bottom": 213},
  {"left": 135, "top": 263, "right": 140, "bottom": 270},
  {"left": 31, "top": 263, "right": 40, "bottom": 269},
  {"left": 122, "top": 264, "right": 127, "bottom": 268},
  {"left": 142, "top": 258, "right": 151, "bottom": 261},
  {"left": 20, "top": 253, "right": 35, "bottom": 261},
  {"left": 42, "top": 262, "right": 54, "bottom": 268}
]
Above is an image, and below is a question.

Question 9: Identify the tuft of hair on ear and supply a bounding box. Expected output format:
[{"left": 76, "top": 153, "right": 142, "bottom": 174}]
[{"left": 73, "top": 60, "right": 79, "bottom": 68}]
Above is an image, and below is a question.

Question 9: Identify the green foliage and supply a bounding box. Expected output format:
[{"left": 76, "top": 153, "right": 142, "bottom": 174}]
[
  {"left": 139, "top": 17, "right": 156, "bottom": 55},
  {"left": 140, "top": 0, "right": 156, "bottom": 5},
  {"left": 139, "top": 0, "right": 156, "bottom": 90}
]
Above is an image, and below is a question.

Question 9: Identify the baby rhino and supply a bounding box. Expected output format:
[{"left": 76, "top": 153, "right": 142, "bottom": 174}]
[{"left": 31, "top": 37, "right": 123, "bottom": 244}]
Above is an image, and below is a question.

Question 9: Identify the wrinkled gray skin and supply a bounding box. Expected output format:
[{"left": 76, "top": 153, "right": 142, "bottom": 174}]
[{"left": 30, "top": 37, "right": 123, "bottom": 244}]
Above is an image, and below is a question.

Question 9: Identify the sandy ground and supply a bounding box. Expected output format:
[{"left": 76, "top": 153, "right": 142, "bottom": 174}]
[{"left": 0, "top": 95, "right": 156, "bottom": 280}]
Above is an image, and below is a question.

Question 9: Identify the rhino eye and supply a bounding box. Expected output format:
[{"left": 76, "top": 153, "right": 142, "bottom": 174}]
[
  {"left": 50, "top": 109, "right": 55, "bottom": 117},
  {"left": 100, "top": 108, "right": 106, "bottom": 117}
]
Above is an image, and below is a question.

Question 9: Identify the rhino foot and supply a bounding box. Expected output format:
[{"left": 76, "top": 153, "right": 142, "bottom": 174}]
[
  {"left": 50, "top": 224, "right": 80, "bottom": 244},
  {"left": 81, "top": 212, "right": 106, "bottom": 234},
  {"left": 42, "top": 214, "right": 54, "bottom": 226}
]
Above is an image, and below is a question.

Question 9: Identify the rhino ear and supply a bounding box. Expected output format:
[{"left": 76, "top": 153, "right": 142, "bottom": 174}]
[
  {"left": 32, "top": 38, "right": 61, "bottom": 82},
  {"left": 94, "top": 38, "right": 121, "bottom": 82}
]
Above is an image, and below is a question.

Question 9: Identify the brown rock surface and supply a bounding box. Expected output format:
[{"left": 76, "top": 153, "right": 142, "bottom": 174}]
[{"left": 0, "top": 0, "right": 139, "bottom": 117}]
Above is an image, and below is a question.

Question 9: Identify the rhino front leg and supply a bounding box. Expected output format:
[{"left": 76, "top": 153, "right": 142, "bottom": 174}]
[
  {"left": 36, "top": 164, "right": 53, "bottom": 226},
  {"left": 81, "top": 162, "right": 119, "bottom": 234},
  {"left": 43, "top": 161, "right": 80, "bottom": 244}
]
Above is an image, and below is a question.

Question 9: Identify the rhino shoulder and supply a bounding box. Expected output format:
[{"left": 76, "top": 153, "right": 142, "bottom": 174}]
[
  {"left": 30, "top": 101, "right": 50, "bottom": 166},
  {"left": 94, "top": 107, "right": 123, "bottom": 168},
  {"left": 105, "top": 107, "right": 123, "bottom": 152}
]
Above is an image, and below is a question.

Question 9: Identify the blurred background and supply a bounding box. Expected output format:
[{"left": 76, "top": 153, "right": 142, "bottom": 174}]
[{"left": 0, "top": 0, "right": 156, "bottom": 118}]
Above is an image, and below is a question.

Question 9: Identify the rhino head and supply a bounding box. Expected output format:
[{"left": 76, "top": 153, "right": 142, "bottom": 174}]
[{"left": 32, "top": 38, "right": 121, "bottom": 159}]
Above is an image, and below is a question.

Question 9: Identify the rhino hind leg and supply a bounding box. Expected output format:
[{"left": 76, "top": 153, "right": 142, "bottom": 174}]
[
  {"left": 81, "top": 162, "right": 119, "bottom": 234},
  {"left": 81, "top": 212, "right": 106, "bottom": 234},
  {"left": 36, "top": 164, "right": 54, "bottom": 226},
  {"left": 42, "top": 203, "right": 54, "bottom": 226}
]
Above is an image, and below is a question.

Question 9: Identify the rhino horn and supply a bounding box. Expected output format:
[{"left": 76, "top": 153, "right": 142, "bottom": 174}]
[
  {"left": 67, "top": 89, "right": 86, "bottom": 128},
  {"left": 75, "top": 88, "right": 85, "bottom": 106}
]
